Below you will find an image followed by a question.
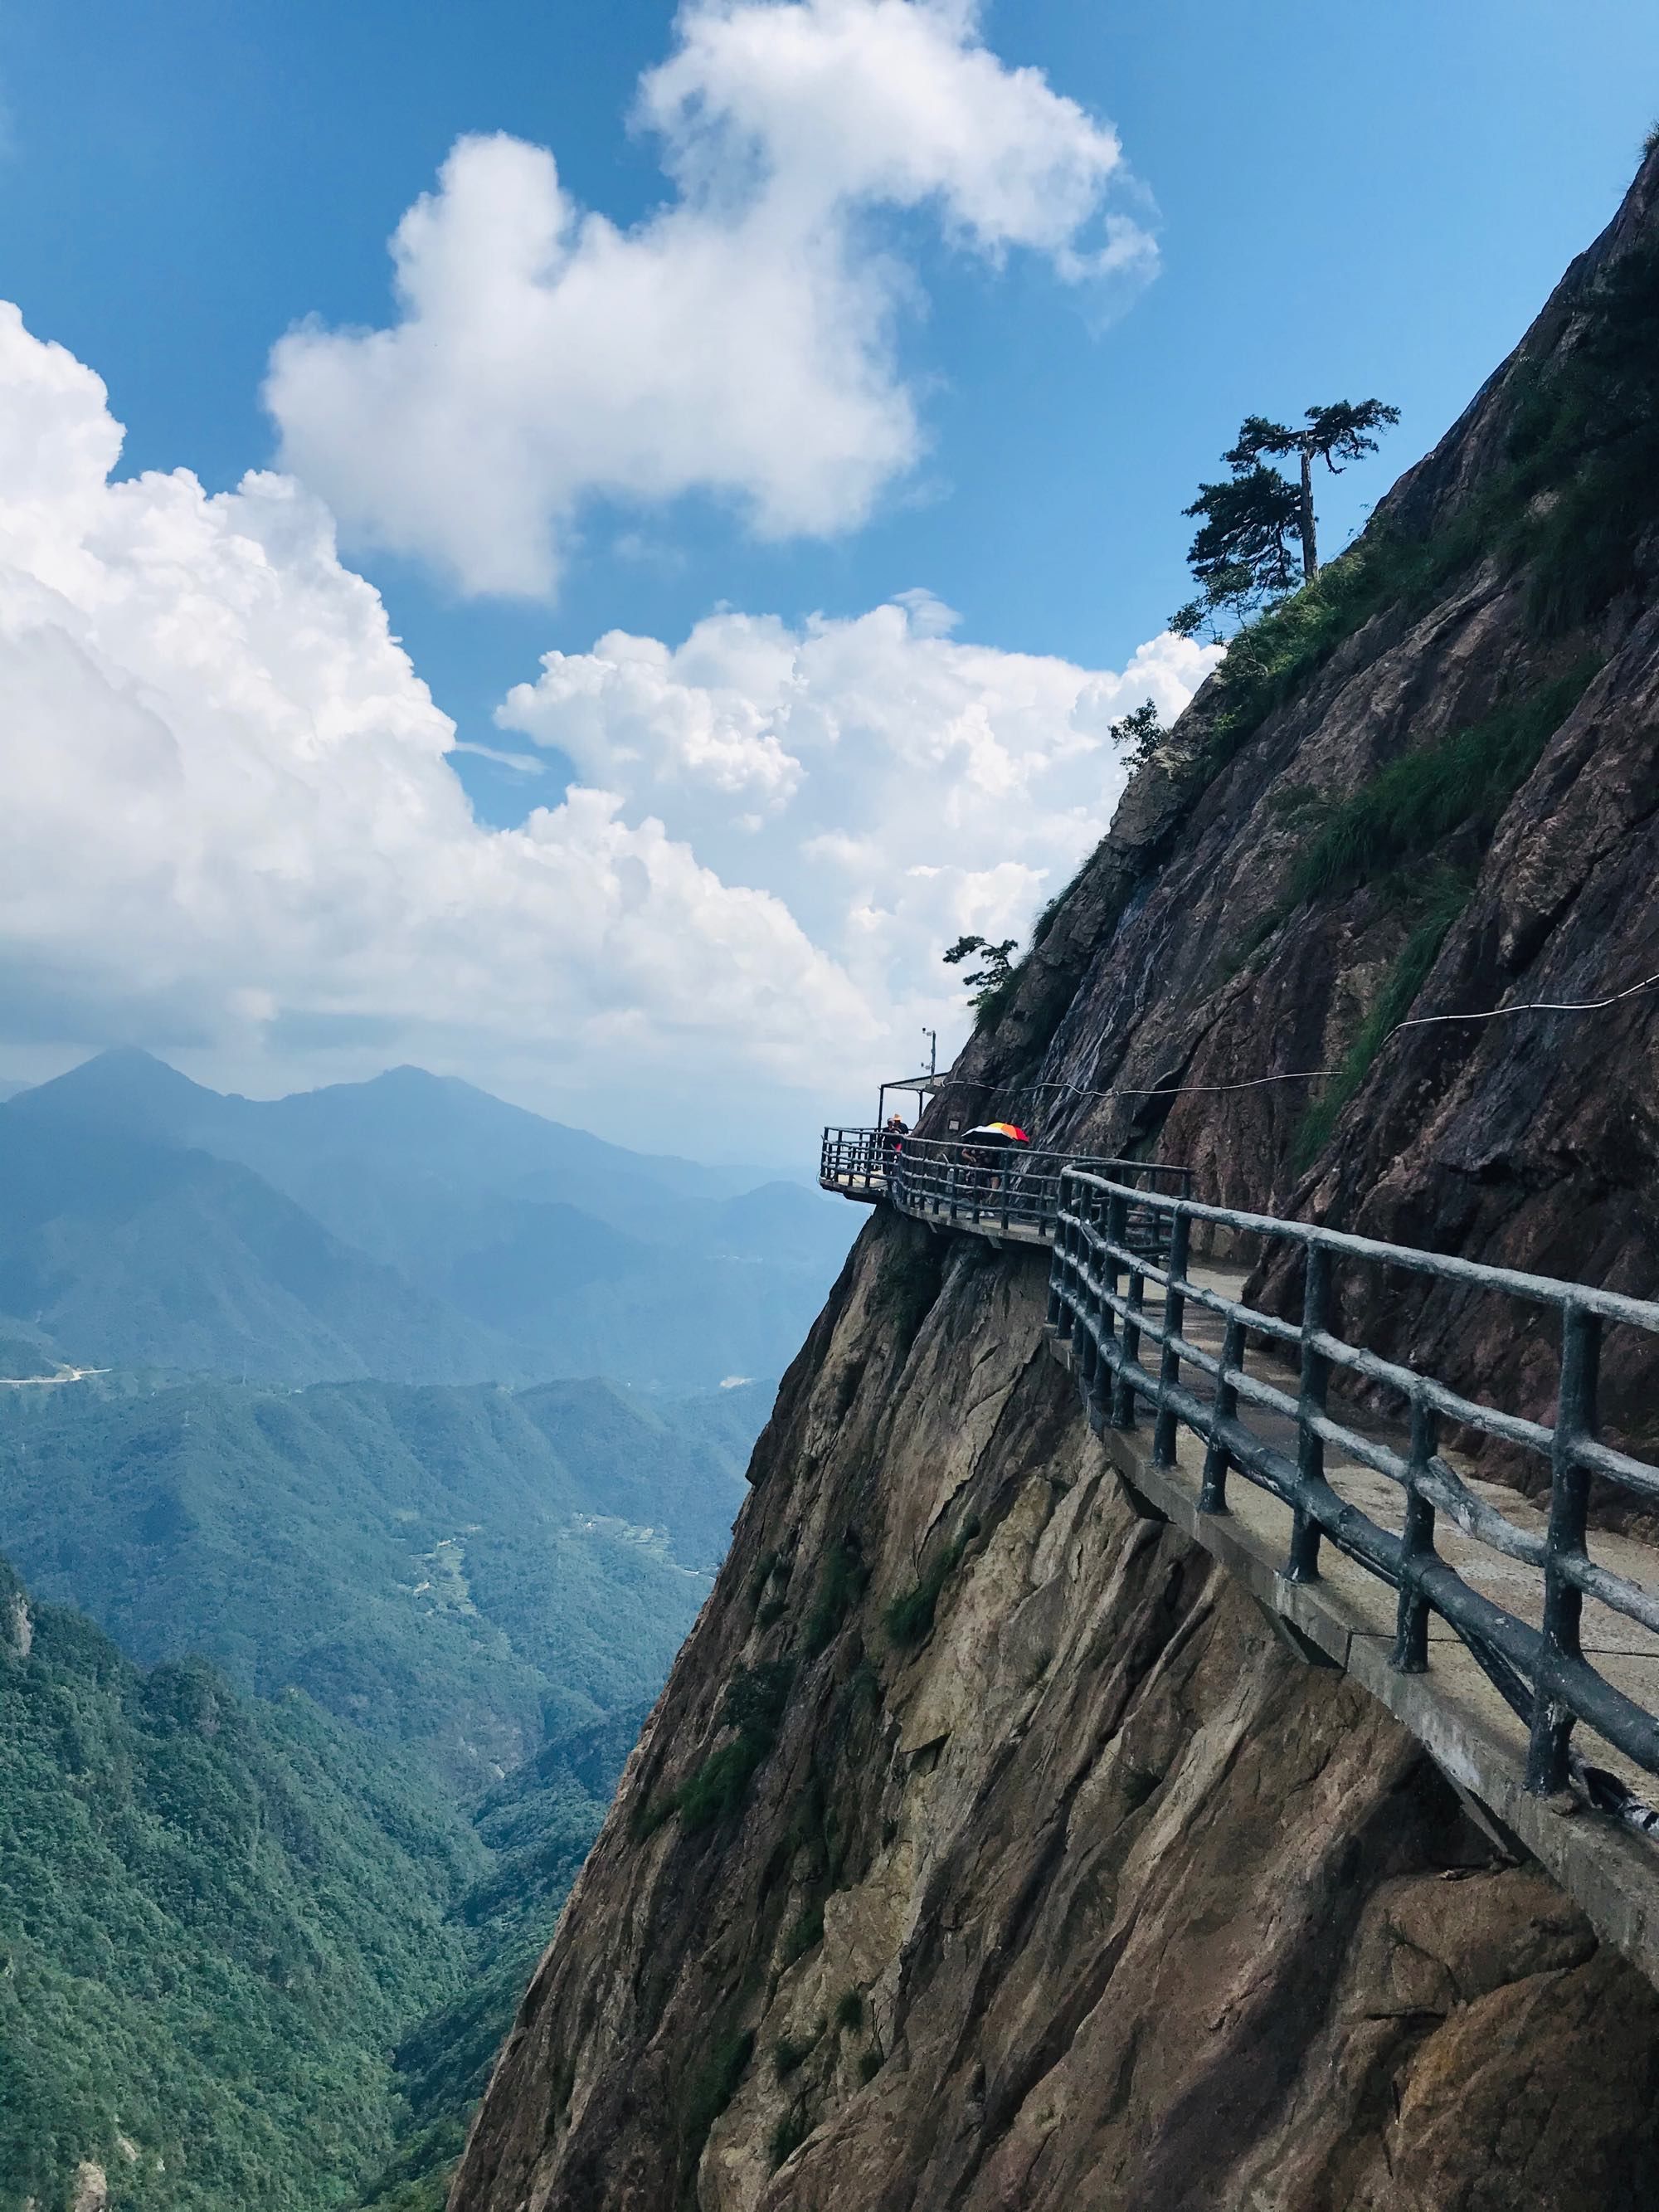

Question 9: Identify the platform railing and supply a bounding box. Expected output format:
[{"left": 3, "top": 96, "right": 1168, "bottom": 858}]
[
  {"left": 1048, "top": 1169, "right": 1659, "bottom": 1799},
  {"left": 820, "top": 1127, "right": 1191, "bottom": 1250},
  {"left": 820, "top": 1125, "right": 889, "bottom": 1196},
  {"left": 888, "top": 1138, "right": 1190, "bottom": 1250}
]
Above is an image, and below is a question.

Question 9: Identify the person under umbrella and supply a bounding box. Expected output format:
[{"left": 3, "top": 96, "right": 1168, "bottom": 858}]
[{"left": 959, "top": 1121, "right": 1029, "bottom": 1200}]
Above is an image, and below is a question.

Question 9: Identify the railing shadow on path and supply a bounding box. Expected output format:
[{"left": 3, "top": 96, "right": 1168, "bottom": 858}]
[
  {"left": 1049, "top": 1171, "right": 1659, "bottom": 1823},
  {"left": 820, "top": 1125, "right": 1659, "bottom": 1829}
]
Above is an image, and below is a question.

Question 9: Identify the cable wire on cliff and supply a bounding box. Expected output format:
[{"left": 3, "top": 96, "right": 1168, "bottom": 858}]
[{"left": 923, "top": 964, "right": 1659, "bottom": 1113}]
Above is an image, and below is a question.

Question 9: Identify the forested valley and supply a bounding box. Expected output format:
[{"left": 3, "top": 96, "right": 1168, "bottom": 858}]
[{"left": 0, "top": 1058, "right": 834, "bottom": 2211}]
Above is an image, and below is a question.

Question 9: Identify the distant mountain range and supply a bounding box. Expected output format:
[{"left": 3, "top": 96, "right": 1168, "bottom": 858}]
[{"left": 0, "top": 1050, "right": 853, "bottom": 1389}]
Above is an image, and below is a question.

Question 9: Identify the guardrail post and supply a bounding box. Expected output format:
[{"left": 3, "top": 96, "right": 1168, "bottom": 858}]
[
  {"left": 1085, "top": 1185, "right": 1111, "bottom": 1431},
  {"left": 1049, "top": 1177, "right": 1077, "bottom": 1337},
  {"left": 1392, "top": 1393, "right": 1438, "bottom": 1673},
  {"left": 1526, "top": 1303, "right": 1602, "bottom": 1795},
  {"left": 947, "top": 1162, "right": 959, "bottom": 1225},
  {"left": 1199, "top": 1316, "right": 1242, "bottom": 1514},
  {"left": 1069, "top": 1194, "right": 1100, "bottom": 1430},
  {"left": 1109, "top": 1192, "right": 1143, "bottom": 1430},
  {"left": 1095, "top": 1191, "right": 1117, "bottom": 1341},
  {"left": 1153, "top": 1208, "right": 1190, "bottom": 1469},
  {"left": 1287, "top": 1245, "right": 1331, "bottom": 1584}
]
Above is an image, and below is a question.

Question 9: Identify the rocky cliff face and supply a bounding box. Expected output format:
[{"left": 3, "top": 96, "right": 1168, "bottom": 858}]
[
  {"left": 956, "top": 147, "right": 1659, "bottom": 1449},
  {"left": 447, "top": 156, "right": 1659, "bottom": 2212}
]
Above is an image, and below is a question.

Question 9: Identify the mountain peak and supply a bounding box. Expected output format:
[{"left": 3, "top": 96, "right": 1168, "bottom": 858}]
[{"left": 7, "top": 1046, "right": 221, "bottom": 1137}]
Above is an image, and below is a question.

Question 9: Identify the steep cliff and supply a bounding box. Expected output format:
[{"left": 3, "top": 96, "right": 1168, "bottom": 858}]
[
  {"left": 957, "top": 144, "right": 1659, "bottom": 1446},
  {"left": 447, "top": 154, "right": 1659, "bottom": 2212}
]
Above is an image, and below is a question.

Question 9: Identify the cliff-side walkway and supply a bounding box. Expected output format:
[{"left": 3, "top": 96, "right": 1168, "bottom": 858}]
[{"left": 821, "top": 1123, "right": 1659, "bottom": 1986}]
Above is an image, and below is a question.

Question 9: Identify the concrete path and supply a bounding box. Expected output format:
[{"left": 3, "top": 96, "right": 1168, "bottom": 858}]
[{"left": 1048, "top": 1263, "right": 1659, "bottom": 1990}]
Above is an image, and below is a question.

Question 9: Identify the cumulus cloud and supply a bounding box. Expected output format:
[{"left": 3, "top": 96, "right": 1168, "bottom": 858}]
[
  {"left": 0, "top": 303, "right": 1216, "bottom": 1140},
  {"left": 0, "top": 304, "right": 869, "bottom": 1113},
  {"left": 499, "top": 597, "right": 1219, "bottom": 1048},
  {"left": 265, "top": 0, "right": 1154, "bottom": 596}
]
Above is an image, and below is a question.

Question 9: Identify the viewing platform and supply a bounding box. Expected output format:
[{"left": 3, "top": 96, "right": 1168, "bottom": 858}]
[{"left": 820, "top": 1120, "right": 1659, "bottom": 1987}]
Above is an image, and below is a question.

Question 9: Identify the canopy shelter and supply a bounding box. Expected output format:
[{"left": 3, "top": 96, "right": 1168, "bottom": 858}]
[{"left": 876, "top": 1072, "right": 950, "bottom": 1131}]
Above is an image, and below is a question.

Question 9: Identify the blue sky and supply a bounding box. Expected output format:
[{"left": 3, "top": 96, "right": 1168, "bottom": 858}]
[{"left": 0, "top": 1, "right": 1655, "bottom": 1152}]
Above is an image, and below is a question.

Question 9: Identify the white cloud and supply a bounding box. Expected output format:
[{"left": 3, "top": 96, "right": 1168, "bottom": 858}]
[
  {"left": 0, "top": 305, "right": 870, "bottom": 1116},
  {"left": 265, "top": 0, "right": 1153, "bottom": 597},
  {"left": 0, "top": 303, "right": 1217, "bottom": 1146},
  {"left": 499, "top": 595, "right": 1219, "bottom": 1056}
]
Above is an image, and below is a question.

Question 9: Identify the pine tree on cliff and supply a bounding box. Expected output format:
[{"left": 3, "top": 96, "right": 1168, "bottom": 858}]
[{"left": 1173, "top": 398, "right": 1399, "bottom": 636}]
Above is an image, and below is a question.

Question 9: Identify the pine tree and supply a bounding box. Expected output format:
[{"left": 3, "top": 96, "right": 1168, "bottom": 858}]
[{"left": 1173, "top": 398, "right": 1399, "bottom": 635}]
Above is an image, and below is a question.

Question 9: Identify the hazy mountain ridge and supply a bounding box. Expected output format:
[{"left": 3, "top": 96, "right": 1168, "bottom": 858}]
[
  {"left": 0, "top": 1109, "right": 510, "bottom": 1386},
  {"left": 1, "top": 1054, "right": 852, "bottom": 1390}
]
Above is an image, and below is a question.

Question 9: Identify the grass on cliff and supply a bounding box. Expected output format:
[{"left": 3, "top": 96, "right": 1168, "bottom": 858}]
[
  {"left": 1284, "top": 661, "right": 1599, "bottom": 909},
  {"left": 1292, "top": 868, "right": 1473, "bottom": 1169},
  {"left": 885, "top": 1517, "right": 981, "bottom": 1649},
  {"left": 877, "top": 1232, "right": 947, "bottom": 1354},
  {"left": 640, "top": 1660, "right": 795, "bottom": 1836},
  {"left": 773, "top": 2022, "right": 824, "bottom": 2079},
  {"left": 1193, "top": 531, "right": 1470, "bottom": 781},
  {"left": 802, "top": 1537, "right": 869, "bottom": 1658},
  {"left": 1225, "top": 655, "right": 1598, "bottom": 996},
  {"left": 1503, "top": 235, "right": 1659, "bottom": 635},
  {"left": 1272, "top": 665, "right": 1598, "bottom": 1169},
  {"left": 678, "top": 2027, "right": 754, "bottom": 2196},
  {"left": 769, "top": 2106, "right": 810, "bottom": 2171}
]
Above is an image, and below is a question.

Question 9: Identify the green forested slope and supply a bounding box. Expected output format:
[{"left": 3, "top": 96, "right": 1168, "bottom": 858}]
[
  {"left": 0, "top": 1209, "right": 771, "bottom": 2205},
  {"left": 0, "top": 1375, "right": 744, "bottom": 1789},
  {"left": 0, "top": 1368, "right": 766, "bottom": 2206},
  {"left": 353, "top": 1709, "right": 644, "bottom": 2212},
  {"left": 0, "top": 1557, "right": 484, "bottom": 2212}
]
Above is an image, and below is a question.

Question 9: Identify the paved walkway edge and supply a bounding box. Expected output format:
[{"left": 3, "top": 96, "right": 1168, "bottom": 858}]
[{"left": 1044, "top": 1331, "right": 1659, "bottom": 1994}]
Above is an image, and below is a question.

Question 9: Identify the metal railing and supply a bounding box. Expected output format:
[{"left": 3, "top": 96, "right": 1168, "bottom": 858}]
[
  {"left": 820, "top": 1128, "right": 1191, "bottom": 1250},
  {"left": 1048, "top": 1169, "right": 1659, "bottom": 1802},
  {"left": 820, "top": 1125, "right": 891, "bottom": 1198}
]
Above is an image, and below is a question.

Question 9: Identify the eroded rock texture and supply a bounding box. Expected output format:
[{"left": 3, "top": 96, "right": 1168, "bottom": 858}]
[
  {"left": 449, "top": 153, "right": 1659, "bottom": 2212},
  {"left": 450, "top": 1227, "right": 1659, "bottom": 2210}
]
